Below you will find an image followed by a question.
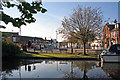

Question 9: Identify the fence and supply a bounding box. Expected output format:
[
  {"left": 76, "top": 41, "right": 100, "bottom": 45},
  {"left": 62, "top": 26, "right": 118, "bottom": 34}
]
[{"left": 27, "top": 48, "right": 103, "bottom": 54}]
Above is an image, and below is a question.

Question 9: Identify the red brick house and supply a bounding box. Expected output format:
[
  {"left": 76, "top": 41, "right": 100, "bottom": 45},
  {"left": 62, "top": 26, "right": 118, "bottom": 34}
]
[{"left": 103, "top": 23, "right": 120, "bottom": 49}]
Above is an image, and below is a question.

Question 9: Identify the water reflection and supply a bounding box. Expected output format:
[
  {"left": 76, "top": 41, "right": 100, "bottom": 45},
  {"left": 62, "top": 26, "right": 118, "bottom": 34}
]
[
  {"left": 101, "top": 63, "right": 120, "bottom": 80},
  {"left": 1, "top": 59, "right": 120, "bottom": 79},
  {"left": 2, "top": 58, "right": 22, "bottom": 79},
  {"left": 63, "top": 61, "right": 96, "bottom": 79}
]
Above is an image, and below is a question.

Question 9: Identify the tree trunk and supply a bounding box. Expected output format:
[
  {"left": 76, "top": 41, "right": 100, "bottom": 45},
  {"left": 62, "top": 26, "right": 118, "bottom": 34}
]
[
  {"left": 83, "top": 62, "right": 88, "bottom": 80},
  {"left": 83, "top": 42, "right": 86, "bottom": 55},
  {"left": 71, "top": 42, "right": 73, "bottom": 54}
]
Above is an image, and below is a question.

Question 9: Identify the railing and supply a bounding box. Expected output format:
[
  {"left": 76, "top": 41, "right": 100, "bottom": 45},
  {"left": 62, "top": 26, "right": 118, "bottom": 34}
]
[{"left": 26, "top": 48, "right": 103, "bottom": 54}]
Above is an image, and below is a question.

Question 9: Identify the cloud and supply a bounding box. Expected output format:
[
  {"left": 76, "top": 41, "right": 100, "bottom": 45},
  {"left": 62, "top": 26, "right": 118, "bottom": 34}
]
[{"left": 47, "top": 14, "right": 64, "bottom": 21}]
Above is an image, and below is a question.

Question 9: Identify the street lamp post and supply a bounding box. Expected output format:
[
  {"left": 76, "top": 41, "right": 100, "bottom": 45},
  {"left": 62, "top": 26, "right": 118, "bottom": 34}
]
[{"left": 114, "top": 19, "right": 118, "bottom": 44}]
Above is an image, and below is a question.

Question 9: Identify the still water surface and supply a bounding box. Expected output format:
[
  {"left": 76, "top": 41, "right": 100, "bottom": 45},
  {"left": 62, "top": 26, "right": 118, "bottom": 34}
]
[{"left": 2, "top": 59, "right": 120, "bottom": 79}]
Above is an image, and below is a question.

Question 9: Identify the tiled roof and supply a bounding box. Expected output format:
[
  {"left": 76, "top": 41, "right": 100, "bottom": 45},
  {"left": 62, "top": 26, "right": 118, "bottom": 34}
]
[{"left": 107, "top": 24, "right": 115, "bottom": 30}]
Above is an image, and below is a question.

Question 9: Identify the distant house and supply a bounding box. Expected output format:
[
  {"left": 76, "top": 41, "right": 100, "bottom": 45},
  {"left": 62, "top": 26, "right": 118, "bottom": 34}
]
[
  {"left": 103, "top": 23, "right": 120, "bottom": 49},
  {"left": 2, "top": 32, "right": 19, "bottom": 43},
  {"left": 2, "top": 32, "right": 59, "bottom": 49},
  {"left": 59, "top": 40, "right": 79, "bottom": 49},
  {"left": 19, "top": 36, "right": 44, "bottom": 44},
  {"left": 59, "top": 41, "right": 68, "bottom": 48},
  {"left": 2, "top": 32, "right": 44, "bottom": 43},
  {"left": 91, "top": 39, "right": 103, "bottom": 49}
]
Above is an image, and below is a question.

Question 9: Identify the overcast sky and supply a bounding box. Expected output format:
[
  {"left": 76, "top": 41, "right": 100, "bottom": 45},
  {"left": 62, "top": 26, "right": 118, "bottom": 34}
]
[{"left": 1, "top": 1, "right": 119, "bottom": 42}]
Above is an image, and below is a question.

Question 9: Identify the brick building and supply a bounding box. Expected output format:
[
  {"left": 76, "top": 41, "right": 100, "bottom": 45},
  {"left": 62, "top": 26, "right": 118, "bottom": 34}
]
[
  {"left": 2, "top": 32, "right": 58, "bottom": 49},
  {"left": 103, "top": 23, "right": 120, "bottom": 49},
  {"left": 2, "top": 32, "right": 44, "bottom": 43}
]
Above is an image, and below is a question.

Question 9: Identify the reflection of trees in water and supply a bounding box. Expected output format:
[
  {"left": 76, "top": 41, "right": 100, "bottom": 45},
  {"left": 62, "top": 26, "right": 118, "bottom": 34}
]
[
  {"left": 63, "top": 61, "right": 96, "bottom": 79},
  {"left": 2, "top": 59, "right": 43, "bottom": 79},
  {"left": 2, "top": 58, "right": 22, "bottom": 72},
  {"left": 2, "top": 70, "right": 13, "bottom": 79},
  {"left": 74, "top": 61, "right": 96, "bottom": 72},
  {"left": 2, "top": 58, "right": 22, "bottom": 79},
  {"left": 63, "top": 61, "right": 80, "bottom": 79}
]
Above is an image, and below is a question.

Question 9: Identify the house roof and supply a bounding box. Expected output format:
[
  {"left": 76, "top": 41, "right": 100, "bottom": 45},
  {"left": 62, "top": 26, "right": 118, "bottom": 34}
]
[
  {"left": 107, "top": 24, "right": 115, "bottom": 31},
  {"left": 2, "top": 32, "right": 19, "bottom": 36},
  {"left": 19, "top": 36, "right": 44, "bottom": 41}
]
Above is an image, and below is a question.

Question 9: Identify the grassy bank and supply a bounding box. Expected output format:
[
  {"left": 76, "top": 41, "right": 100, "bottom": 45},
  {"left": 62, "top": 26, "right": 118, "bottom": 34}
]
[{"left": 17, "top": 51, "right": 98, "bottom": 59}]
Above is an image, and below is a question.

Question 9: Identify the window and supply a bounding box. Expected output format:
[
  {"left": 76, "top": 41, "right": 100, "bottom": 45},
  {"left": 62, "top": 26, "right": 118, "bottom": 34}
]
[
  {"left": 106, "top": 34, "right": 108, "bottom": 37},
  {"left": 111, "top": 33, "right": 112, "bottom": 37},
  {"left": 13, "top": 37, "right": 16, "bottom": 42},
  {"left": 116, "top": 32, "right": 118, "bottom": 37},
  {"left": 113, "top": 32, "right": 115, "bottom": 37},
  {"left": 105, "top": 28, "right": 107, "bottom": 32},
  {"left": 105, "top": 44, "right": 107, "bottom": 46}
]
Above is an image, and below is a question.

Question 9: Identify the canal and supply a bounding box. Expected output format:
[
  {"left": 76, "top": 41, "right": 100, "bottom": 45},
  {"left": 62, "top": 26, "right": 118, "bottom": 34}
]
[{"left": 1, "top": 59, "right": 120, "bottom": 79}]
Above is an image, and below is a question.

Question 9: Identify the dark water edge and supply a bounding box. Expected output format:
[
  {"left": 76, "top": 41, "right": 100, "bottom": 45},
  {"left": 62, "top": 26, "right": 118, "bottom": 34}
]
[{"left": 2, "top": 56, "right": 98, "bottom": 61}]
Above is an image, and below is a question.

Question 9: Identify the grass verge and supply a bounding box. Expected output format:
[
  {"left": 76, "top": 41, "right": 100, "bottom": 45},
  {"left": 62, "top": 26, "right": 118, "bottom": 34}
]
[{"left": 17, "top": 51, "right": 98, "bottom": 59}]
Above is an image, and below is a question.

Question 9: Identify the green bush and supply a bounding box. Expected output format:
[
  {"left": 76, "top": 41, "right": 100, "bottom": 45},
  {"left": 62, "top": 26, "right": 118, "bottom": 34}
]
[{"left": 2, "top": 41, "right": 21, "bottom": 57}]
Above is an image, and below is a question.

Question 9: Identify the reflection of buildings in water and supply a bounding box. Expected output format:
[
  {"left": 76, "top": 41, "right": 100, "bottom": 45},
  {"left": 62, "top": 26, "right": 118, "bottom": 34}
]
[
  {"left": 59, "top": 61, "right": 68, "bottom": 64},
  {"left": 19, "top": 66, "right": 21, "bottom": 80},
  {"left": 45, "top": 61, "right": 53, "bottom": 64},
  {"left": 56, "top": 61, "right": 69, "bottom": 71},
  {"left": 23, "top": 60, "right": 38, "bottom": 72},
  {"left": 102, "top": 63, "right": 120, "bottom": 79},
  {"left": 24, "top": 64, "right": 36, "bottom": 72},
  {"left": 28, "top": 65, "right": 31, "bottom": 71},
  {"left": 22, "top": 59, "right": 44, "bottom": 72},
  {"left": 33, "top": 65, "right": 36, "bottom": 70},
  {"left": 25, "top": 65, "right": 27, "bottom": 71}
]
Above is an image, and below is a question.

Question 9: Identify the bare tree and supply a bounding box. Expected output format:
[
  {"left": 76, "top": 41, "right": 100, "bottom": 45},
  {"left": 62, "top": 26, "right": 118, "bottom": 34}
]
[{"left": 58, "top": 6, "right": 104, "bottom": 55}]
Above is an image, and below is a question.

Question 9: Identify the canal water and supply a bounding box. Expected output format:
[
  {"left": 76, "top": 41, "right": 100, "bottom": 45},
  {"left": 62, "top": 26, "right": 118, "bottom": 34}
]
[{"left": 1, "top": 59, "right": 120, "bottom": 79}]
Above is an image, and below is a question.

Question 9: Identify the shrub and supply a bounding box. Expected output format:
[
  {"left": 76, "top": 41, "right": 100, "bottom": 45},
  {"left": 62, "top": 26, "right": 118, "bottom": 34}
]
[{"left": 2, "top": 41, "right": 21, "bottom": 57}]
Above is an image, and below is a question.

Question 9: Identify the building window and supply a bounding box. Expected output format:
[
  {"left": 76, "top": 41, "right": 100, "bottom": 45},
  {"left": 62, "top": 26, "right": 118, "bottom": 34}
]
[
  {"left": 106, "top": 34, "right": 108, "bottom": 37},
  {"left": 116, "top": 40, "right": 117, "bottom": 44},
  {"left": 111, "top": 33, "right": 112, "bottom": 37},
  {"left": 113, "top": 32, "right": 115, "bottom": 37},
  {"left": 116, "top": 32, "right": 118, "bottom": 37},
  {"left": 105, "top": 28, "right": 108, "bottom": 32},
  {"left": 105, "top": 44, "right": 107, "bottom": 46},
  {"left": 13, "top": 37, "right": 16, "bottom": 42}
]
